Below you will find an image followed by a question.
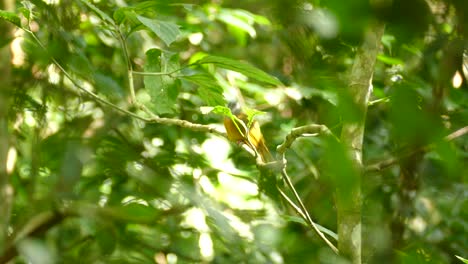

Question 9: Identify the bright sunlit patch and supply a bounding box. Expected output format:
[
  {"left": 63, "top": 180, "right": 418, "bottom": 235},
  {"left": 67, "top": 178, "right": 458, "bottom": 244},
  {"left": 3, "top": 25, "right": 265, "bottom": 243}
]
[
  {"left": 122, "top": 196, "right": 149, "bottom": 206},
  {"left": 199, "top": 175, "right": 216, "bottom": 195},
  {"left": 201, "top": 136, "right": 230, "bottom": 167},
  {"left": 98, "top": 196, "right": 108, "bottom": 207},
  {"left": 154, "top": 252, "right": 166, "bottom": 264},
  {"left": 284, "top": 87, "right": 303, "bottom": 101},
  {"left": 24, "top": 111, "right": 36, "bottom": 127},
  {"left": 6, "top": 147, "right": 17, "bottom": 174},
  {"left": 166, "top": 253, "right": 177, "bottom": 264},
  {"left": 175, "top": 139, "right": 189, "bottom": 153},
  {"left": 152, "top": 137, "right": 164, "bottom": 147},
  {"left": 408, "top": 216, "right": 426, "bottom": 233},
  {"left": 17, "top": 238, "right": 56, "bottom": 264},
  {"left": 11, "top": 35, "right": 25, "bottom": 66},
  {"left": 218, "top": 172, "right": 257, "bottom": 196},
  {"left": 191, "top": 143, "right": 203, "bottom": 154},
  {"left": 269, "top": 251, "right": 284, "bottom": 264},
  {"left": 142, "top": 139, "right": 161, "bottom": 158},
  {"left": 193, "top": 168, "right": 202, "bottom": 180},
  {"left": 200, "top": 106, "right": 214, "bottom": 114},
  {"left": 183, "top": 207, "right": 209, "bottom": 231},
  {"left": 224, "top": 213, "right": 253, "bottom": 240},
  {"left": 172, "top": 163, "right": 193, "bottom": 175},
  {"left": 133, "top": 162, "right": 144, "bottom": 171},
  {"left": 189, "top": 32, "right": 204, "bottom": 45},
  {"left": 452, "top": 70, "right": 463, "bottom": 88},
  {"left": 44, "top": 111, "right": 62, "bottom": 137},
  {"left": 306, "top": 9, "right": 338, "bottom": 39},
  {"left": 226, "top": 70, "right": 248, "bottom": 84},
  {"left": 47, "top": 64, "right": 60, "bottom": 84},
  {"left": 199, "top": 233, "right": 214, "bottom": 261},
  {"left": 264, "top": 90, "right": 283, "bottom": 105},
  {"left": 99, "top": 178, "right": 112, "bottom": 195}
]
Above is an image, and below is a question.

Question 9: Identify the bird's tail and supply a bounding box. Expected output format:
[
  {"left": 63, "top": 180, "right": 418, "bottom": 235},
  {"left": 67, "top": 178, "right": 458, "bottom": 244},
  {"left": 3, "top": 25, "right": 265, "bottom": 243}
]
[{"left": 256, "top": 140, "right": 273, "bottom": 163}]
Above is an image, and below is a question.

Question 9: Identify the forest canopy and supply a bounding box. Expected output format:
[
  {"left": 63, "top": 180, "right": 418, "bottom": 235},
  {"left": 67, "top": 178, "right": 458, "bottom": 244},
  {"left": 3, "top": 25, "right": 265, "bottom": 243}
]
[{"left": 0, "top": 0, "right": 467, "bottom": 263}]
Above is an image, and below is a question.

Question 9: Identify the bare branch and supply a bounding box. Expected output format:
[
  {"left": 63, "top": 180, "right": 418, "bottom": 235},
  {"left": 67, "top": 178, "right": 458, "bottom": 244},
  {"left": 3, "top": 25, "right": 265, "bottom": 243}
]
[
  {"left": 276, "top": 124, "right": 336, "bottom": 156},
  {"left": 445, "top": 126, "right": 468, "bottom": 141}
]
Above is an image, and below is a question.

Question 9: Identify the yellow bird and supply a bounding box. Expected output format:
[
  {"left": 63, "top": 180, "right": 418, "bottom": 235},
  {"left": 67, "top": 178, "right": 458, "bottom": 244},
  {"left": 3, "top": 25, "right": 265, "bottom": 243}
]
[{"left": 223, "top": 102, "right": 273, "bottom": 163}]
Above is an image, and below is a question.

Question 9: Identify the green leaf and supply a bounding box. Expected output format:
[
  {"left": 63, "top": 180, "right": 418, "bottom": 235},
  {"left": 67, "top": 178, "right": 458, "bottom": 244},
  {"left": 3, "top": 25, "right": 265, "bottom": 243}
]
[
  {"left": 456, "top": 256, "right": 468, "bottom": 264},
  {"left": 113, "top": 7, "right": 135, "bottom": 25},
  {"left": 104, "top": 203, "right": 159, "bottom": 223},
  {"left": 182, "top": 74, "right": 225, "bottom": 106},
  {"left": 0, "top": 10, "right": 21, "bottom": 27},
  {"left": 137, "top": 15, "right": 180, "bottom": 46},
  {"left": 95, "top": 225, "right": 117, "bottom": 255},
  {"left": 18, "top": 7, "right": 31, "bottom": 21},
  {"left": 244, "top": 107, "right": 265, "bottom": 128},
  {"left": 196, "top": 55, "right": 282, "bottom": 86},
  {"left": 283, "top": 215, "right": 307, "bottom": 225},
  {"left": 144, "top": 49, "right": 179, "bottom": 114},
  {"left": 377, "top": 54, "right": 404, "bottom": 65},
  {"left": 211, "top": 105, "right": 232, "bottom": 115}
]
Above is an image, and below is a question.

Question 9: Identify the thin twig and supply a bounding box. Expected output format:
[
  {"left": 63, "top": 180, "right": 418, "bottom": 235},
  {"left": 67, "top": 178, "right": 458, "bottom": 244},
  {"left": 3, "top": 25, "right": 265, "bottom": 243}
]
[
  {"left": 280, "top": 167, "right": 339, "bottom": 253},
  {"left": 445, "top": 126, "right": 468, "bottom": 141},
  {"left": 117, "top": 29, "right": 136, "bottom": 103}
]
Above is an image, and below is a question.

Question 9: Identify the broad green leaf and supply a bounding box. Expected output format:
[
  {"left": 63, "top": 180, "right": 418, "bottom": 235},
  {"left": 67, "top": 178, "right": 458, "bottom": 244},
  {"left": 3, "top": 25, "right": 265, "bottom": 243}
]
[
  {"left": 381, "top": 34, "right": 395, "bottom": 51},
  {"left": 144, "top": 49, "right": 179, "bottom": 114},
  {"left": 377, "top": 54, "right": 404, "bottom": 65},
  {"left": 182, "top": 74, "right": 225, "bottom": 106},
  {"left": 95, "top": 225, "right": 117, "bottom": 255},
  {"left": 283, "top": 215, "right": 307, "bottom": 225},
  {"left": 0, "top": 10, "right": 21, "bottom": 27},
  {"left": 211, "top": 105, "right": 232, "bottom": 116},
  {"left": 196, "top": 55, "right": 282, "bottom": 86},
  {"left": 217, "top": 9, "right": 252, "bottom": 45},
  {"left": 456, "top": 256, "right": 468, "bottom": 264},
  {"left": 137, "top": 15, "right": 180, "bottom": 46},
  {"left": 113, "top": 7, "right": 136, "bottom": 25},
  {"left": 18, "top": 7, "right": 30, "bottom": 21},
  {"left": 103, "top": 203, "right": 159, "bottom": 223},
  {"left": 244, "top": 107, "right": 264, "bottom": 127}
]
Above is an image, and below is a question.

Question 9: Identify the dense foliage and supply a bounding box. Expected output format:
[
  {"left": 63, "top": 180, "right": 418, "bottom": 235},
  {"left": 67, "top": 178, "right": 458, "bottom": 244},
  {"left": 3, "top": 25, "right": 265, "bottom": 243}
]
[{"left": 0, "top": 0, "right": 467, "bottom": 263}]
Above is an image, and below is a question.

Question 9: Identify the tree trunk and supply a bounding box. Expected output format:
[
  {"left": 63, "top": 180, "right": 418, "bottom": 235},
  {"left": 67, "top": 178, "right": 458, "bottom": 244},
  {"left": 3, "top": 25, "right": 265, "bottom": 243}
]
[
  {"left": 0, "top": 0, "right": 15, "bottom": 254},
  {"left": 337, "top": 24, "right": 385, "bottom": 263}
]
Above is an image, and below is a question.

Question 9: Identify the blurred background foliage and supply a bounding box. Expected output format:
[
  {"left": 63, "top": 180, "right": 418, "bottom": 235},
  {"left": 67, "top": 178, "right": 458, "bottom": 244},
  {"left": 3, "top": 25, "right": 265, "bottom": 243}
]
[{"left": 0, "top": 0, "right": 467, "bottom": 263}]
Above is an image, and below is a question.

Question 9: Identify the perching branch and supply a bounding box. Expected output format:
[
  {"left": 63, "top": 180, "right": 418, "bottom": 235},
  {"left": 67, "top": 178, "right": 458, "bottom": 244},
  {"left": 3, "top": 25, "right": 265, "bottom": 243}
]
[
  {"left": 271, "top": 124, "right": 339, "bottom": 253},
  {"left": 276, "top": 124, "right": 337, "bottom": 156}
]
